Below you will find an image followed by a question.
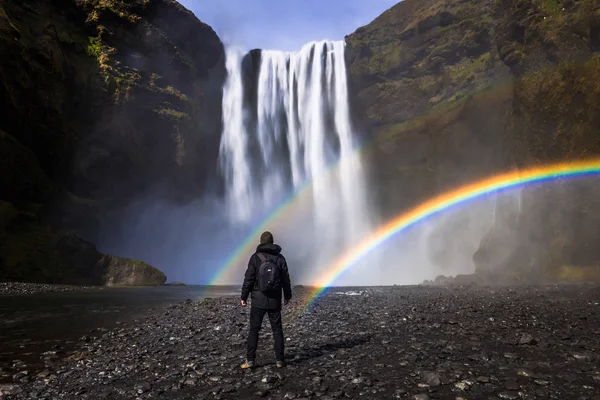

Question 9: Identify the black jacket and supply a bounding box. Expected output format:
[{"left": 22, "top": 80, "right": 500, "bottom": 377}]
[{"left": 241, "top": 243, "right": 292, "bottom": 310}]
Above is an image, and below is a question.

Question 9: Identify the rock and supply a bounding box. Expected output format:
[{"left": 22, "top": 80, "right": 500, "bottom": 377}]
[
  {"left": 413, "top": 394, "right": 430, "bottom": 400},
  {"left": 498, "top": 392, "right": 520, "bottom": 399},
  {"left": 35, "top": 370, "right": 51, "bottom": 379},
  {"left": 420, "top": 371, "right": 441, "bottom": 387},
  {"left": 135, "top": 382, "right": 151, "bottom": 393},
  {"left": 95, "top": 255, "right": 167, "bottom": 286},
  {"left": 518, "top": 334, "right": 537, "bottom": 345},
  {"left": 3, "top": 285, "right": 600, "bottom": 399},
  {"left": 0, "top": 282, "right": 94, "bottom": 296},
  {"left": 517, "top": 369, "right": 534, "bottom": 377},
  {"left": 0, "top": 384, "right": 22, "bottom": 396},
  {"left": 504, "top": 379, "right": 519, "bottom": 390}
]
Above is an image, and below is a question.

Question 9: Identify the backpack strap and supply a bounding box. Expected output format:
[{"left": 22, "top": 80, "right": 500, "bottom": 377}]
[{"left": 256, "top": 253, "right": 268, "bottom": 263}]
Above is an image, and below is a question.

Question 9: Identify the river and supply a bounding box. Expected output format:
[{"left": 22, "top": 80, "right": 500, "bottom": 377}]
[{"left": 0, "top": 285, "right": 238, "bottom": 383}]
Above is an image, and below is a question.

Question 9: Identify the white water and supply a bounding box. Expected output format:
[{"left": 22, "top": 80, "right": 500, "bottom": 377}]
[
  {"left": 219, "top": 47, "right": 254, "bottom": 223},
  {"left": 219, "top": 40, "right": 372, "bottom": 279}
]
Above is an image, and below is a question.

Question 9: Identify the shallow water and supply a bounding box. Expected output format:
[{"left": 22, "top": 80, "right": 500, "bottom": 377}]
[{"left": 0, "top": 285, "right": 238, "bottom": 382}]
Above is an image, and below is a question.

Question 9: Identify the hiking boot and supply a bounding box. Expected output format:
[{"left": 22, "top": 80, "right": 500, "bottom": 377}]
[
  {"left": 275, "top": 361, "right": 285, "bottom": 368},
  {"left": 240, "top": 360, "right": 255, "bottom": 369}
]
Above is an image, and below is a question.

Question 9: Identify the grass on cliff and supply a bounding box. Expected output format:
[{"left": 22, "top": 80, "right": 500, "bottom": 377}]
[
  {"left": 516, "top": 54, "right": 600, "bottom": 162},
  {"left": 544, "top": 0, "right": 561, "bottom": 12},
  {"left": 86, "top": 36, "right": 101, "bottom": 58}
]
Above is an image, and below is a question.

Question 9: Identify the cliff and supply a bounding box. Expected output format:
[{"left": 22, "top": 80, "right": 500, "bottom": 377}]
[
  {"left": 345, "top": 0, "right": 600, "bottom": 282},
  {"left": 476, "top": 0, "right": 600, "bottom": 282},
  {"left": 2, "top": 0, "right": 599, "bottom": 285},
  {"left": 0, "top": 0, "right": 225, "bottom": 284}
]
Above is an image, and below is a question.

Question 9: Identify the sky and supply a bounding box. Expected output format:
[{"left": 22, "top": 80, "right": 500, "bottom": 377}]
[{"left": 178, "top": 0, "right": 400, "bottom": 51}]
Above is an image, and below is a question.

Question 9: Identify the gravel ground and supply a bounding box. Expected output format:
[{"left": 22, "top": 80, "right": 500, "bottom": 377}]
[
  {"left": 0, "top": 283, "right": 95, "bottom": 296},
  {"left": 2, "top": 284, "right": 600, "bottom": 400}
]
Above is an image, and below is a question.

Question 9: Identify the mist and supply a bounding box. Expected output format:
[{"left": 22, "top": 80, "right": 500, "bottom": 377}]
[{"left": 87, "top": 4, "right": 546, "bottom": 287}]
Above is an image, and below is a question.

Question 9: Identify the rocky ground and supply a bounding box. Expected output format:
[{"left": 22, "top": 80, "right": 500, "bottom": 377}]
[
  {"left": 0, "top": 283, "right": 96, "bottom": 296},
  {"left": 2, "top": 284, "right": 600, "bottom": 399}
]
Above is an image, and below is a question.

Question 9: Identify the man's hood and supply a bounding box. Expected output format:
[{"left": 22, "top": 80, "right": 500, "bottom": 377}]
[{"left": 256, "top": 243, "right": 282, "bottom": 255}]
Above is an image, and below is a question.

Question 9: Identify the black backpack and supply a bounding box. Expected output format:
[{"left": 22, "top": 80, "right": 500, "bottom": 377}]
[{"left": 256, "top": 253, "right": 281, "bottom": 292}]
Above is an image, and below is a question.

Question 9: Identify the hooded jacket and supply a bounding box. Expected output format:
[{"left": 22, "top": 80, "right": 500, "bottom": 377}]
[{"left": 241, "top": 243, "right": 292, "bottom": 310}]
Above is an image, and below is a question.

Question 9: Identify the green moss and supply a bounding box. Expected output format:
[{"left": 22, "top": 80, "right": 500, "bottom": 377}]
[
  {"left": 86, "top": 36, "right": 101, "bottom": 58},
  {"left": 156, "top": 108, "right": 189, "bottom": 120},
  {"left": 543, "top": 0, "right": 561, "bottom": 13},
  {"left": 516, "top": 54, "right": 600, "bottom": 162},
  {"left": 416, "top": 75, "right": 440, "bottom": 91},
  {"left": 128, "top": 258, "right": 150, "bottom": 267},
  {"left": 447, "top": 52, "right": 491, "bottom": 82}
]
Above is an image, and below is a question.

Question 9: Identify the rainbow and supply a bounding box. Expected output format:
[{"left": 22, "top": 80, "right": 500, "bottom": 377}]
[
  {"left": 208, "top": 145, "right": 367, "bottom": 286},
  {"left": 209, "top": 56, "right": 589, "bottom": 287},
  {"left": 302, "top": 159, "right": 600, "bottom": 309},
  {"left": 209, "top": 79, "right": 513, "bottom": 286},
  {"left": 208, "top": 175, "right": 320, "bottom": 285}
]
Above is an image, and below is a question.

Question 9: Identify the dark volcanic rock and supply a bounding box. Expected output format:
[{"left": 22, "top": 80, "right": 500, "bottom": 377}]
[{"left": 7, "top": 285, "right": 600, "bottom": 399}]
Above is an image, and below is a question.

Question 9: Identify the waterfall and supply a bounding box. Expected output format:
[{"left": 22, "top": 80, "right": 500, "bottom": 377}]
[{"left": 219, "top": 40, "right": 371, "bottom": 275}]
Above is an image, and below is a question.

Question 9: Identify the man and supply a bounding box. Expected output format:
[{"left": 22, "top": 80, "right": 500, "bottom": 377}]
[{"left": 240, "top": 231, "right": 292, "bottom": 369}]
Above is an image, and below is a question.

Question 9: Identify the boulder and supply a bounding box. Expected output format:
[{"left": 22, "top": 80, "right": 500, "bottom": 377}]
[{"left": 96, "top": 254, "right": 166, "bottom": 286}]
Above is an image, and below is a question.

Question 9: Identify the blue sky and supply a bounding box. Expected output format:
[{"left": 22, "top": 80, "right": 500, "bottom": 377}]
[{"left": 178, "top": 0, "right": 400, "bottom": 51}]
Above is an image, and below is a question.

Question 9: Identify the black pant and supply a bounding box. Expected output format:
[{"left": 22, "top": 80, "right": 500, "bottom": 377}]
[{"left": 246, "top": 306, "right": 284, "bottom": 362}]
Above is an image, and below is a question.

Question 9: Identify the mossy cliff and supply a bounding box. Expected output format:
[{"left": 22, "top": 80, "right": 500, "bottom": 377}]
[
  {"left": 0, "top": 0, "right": 225, "bottom": 283},
  {"left": 345, "top": 0, "right": 514, "bottom": 221},
  {"left": 2, "top": 0, "right": 599, "bottom": 284},
  {"left": 345, "top": 0, "right": 600, "bottom": 282},
  {"left": 476, "top": 0, "right": 600, "bottom": 283}
]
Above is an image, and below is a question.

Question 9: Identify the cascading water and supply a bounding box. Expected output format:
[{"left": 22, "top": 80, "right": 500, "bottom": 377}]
[{"left": 219, "top": 40, "right": 372, "bottom": 280}]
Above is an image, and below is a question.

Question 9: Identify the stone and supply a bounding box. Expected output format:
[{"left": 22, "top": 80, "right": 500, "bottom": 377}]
[
  {"left": 3, "top": 285, "right": 600, "bottom": 400},
  {"left": 518, "top": 334, "right": 537, "bottom": 345},
  {"left": 421, "top": 371, "right": 441, "bottom": 387},
  {"left": 95, "top": 255, "right": 167, "bottom": 286}
]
